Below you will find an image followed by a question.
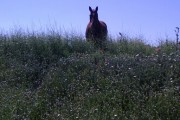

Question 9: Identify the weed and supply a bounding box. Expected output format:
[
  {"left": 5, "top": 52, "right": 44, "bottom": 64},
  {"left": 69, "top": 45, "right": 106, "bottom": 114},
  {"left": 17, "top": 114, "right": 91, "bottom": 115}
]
[{"left": 0, "top": 29, "right": 179, "bottom": 119}]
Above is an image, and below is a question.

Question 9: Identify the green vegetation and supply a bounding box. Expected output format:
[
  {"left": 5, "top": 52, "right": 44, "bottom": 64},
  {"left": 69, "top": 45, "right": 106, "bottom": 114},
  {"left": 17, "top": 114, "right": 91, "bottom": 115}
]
[{"left": 0, "top": 30, "right": 179, "bottom": 120}]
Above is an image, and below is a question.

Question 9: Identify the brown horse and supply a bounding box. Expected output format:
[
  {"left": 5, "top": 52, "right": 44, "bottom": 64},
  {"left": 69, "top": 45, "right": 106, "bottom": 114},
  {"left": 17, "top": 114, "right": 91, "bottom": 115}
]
[{"left": 85, "top": 6, "right": 108, "bottom": 48}]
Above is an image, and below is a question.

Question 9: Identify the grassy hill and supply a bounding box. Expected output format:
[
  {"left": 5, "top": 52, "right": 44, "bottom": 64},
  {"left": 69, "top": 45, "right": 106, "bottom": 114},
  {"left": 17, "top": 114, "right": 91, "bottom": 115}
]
[{"left": 0, "top": 30, "right": 179, "bottom": 120}]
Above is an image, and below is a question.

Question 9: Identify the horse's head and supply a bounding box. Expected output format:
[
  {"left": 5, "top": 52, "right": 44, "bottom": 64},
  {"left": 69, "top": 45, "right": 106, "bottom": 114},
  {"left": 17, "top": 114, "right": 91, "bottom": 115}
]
[{"left": 89, "top": 6, "right": 99, "bottom": 23}]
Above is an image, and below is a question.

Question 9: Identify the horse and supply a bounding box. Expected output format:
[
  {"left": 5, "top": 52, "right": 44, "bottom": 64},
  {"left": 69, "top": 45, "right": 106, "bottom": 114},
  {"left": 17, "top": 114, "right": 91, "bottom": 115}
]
[{"left": 85, "top": 6, "right": 108, "bottom": 49}]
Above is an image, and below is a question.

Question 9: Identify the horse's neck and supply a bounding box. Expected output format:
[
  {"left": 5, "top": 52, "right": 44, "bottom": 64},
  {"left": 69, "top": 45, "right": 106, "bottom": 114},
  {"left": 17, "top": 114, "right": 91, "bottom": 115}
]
[{"left": 92, "top": 21, "right": 100, "bottom": 28}]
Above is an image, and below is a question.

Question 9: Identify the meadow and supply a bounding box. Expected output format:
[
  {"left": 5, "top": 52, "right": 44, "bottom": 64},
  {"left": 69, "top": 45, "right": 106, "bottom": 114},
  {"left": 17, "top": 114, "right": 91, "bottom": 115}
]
[{"left": 0, "top": 29, "right": 179, "bottom": 120}]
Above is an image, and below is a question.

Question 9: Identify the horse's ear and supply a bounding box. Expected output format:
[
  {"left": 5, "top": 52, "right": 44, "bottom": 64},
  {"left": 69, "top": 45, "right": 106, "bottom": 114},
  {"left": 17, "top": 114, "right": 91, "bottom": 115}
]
[
  {"left": 95, "top": 6, "right": 98, "bottom": 12},
  {"left": 89, "top": 6, "right": 92, "bottom": 12}
]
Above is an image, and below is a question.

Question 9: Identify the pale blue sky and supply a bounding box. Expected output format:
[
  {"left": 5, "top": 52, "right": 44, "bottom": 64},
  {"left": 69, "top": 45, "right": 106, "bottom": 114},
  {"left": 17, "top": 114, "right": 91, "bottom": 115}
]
[{"left": 0, "top": 0, "right": 180, "bottom": 45}]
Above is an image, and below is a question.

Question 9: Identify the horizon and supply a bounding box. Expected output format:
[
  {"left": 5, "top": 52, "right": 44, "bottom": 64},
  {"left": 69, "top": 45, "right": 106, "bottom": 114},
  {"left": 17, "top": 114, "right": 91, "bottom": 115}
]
[{"left": 0, "top": 0, "right": 180, "bottom": 45}]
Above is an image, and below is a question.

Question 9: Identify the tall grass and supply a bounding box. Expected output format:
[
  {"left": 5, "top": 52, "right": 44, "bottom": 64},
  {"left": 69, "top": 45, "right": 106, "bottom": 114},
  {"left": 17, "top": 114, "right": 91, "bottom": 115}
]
[{"left": 0, "top": 29, "right": 179, "bottom": 120}]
